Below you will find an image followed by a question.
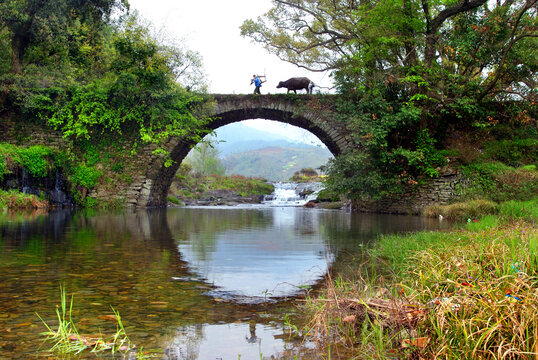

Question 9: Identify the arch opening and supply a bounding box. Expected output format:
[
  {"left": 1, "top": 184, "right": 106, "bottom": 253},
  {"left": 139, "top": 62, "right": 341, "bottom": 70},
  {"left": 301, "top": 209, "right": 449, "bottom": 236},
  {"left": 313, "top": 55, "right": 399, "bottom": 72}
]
[
  {"left": 145, "top": 97, "right": 346, "bottom": 207},
  {"left": 184, "top": 119, "right": 333, "bottom": 181}
]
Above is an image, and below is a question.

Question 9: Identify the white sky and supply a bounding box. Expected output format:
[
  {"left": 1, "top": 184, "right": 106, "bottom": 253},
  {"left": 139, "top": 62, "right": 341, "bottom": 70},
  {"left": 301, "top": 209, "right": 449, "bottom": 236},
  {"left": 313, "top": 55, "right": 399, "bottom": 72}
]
[{"left": 128, "top": 0, "right": 331, "bottom": 145}]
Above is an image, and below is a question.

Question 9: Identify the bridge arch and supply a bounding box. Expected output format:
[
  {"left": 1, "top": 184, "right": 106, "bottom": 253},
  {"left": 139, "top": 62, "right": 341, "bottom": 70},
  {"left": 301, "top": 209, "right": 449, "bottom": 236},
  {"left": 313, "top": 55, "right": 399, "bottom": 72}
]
[{"left": 137, "top": 94, "right": 351, "bottom": 207}]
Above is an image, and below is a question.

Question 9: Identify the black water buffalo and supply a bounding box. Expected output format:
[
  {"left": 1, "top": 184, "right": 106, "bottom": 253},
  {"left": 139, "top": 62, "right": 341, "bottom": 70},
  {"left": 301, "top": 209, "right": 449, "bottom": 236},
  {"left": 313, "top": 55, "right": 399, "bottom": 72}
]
[{"left": 276, "top": 77, "right": 314, "bottom": 94}]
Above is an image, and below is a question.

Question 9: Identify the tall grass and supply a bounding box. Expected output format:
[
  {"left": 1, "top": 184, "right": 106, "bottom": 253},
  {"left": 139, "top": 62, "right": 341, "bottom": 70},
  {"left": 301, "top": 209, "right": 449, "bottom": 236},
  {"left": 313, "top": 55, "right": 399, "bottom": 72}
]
[
  {"left": 301, "top": 221, "right": 538, "bottom": 359},
  {"left": 423, "top": 199, "right": 498, "bottom": 221},
  {"left": 0, "top": 189, "right": 49, "bottom": 210},
  {"left": 424, "top": 198, "right": 537, "bottom": 223},
  {"left": 36, "top": 285, "right": 86, "bottom": 355},
  {"left": 498, "top": 198, "right": 538, "bottom": 223}
]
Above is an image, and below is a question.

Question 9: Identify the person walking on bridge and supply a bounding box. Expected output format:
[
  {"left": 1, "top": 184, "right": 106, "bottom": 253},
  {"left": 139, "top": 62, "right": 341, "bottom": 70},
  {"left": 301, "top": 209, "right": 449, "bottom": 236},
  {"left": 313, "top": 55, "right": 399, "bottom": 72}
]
[{"left": 251, "top": 74, "right": 265, "bottom": 94}]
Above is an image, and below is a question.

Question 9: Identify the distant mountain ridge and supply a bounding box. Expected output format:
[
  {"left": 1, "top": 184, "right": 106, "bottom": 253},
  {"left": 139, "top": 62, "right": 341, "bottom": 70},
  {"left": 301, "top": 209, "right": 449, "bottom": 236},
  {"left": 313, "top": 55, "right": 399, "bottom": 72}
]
[
  {"left": 223, "top": 146, "right": 332, "bottom": 181},
  {"left": 213, "top": 122, "right": 321, "bottom": 156},
  {"left": 204, "top": 122, "right": 333, "bottom": 180}
]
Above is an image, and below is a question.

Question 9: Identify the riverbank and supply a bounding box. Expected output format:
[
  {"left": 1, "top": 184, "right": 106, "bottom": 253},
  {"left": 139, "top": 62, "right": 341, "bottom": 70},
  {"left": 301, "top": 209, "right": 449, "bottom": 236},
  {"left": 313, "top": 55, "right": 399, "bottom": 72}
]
[
  {"left": 298, "top": 199, "right": 537, "bottom": 359},
  {"left": 168, "top": 169, "right": 274, "bottom": 206},
  {"left": 0, "top": 189, "right": 49, "bottom": 210}
]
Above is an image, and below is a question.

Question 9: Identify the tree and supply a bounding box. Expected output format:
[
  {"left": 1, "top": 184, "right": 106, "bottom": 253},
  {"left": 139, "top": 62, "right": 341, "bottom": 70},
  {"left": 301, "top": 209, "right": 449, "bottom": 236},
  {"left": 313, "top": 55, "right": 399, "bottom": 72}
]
[
  {"left": 242, "top": 0, "right": 536, "bottom": 202},
  {"left": 0, "top": 0, "right": 126, "bottom": 74},
  {"left": 241, "top": 0, "right": 537, "bottom": 102},
  {"left": 45, "top": 13, "right": 212, "bottom": 165},
  {"left": 0, "top": 0, "right": 128, "bottom": 110},
  {"left": 187, "top": 137, "right": 226, "bottom": 177}
]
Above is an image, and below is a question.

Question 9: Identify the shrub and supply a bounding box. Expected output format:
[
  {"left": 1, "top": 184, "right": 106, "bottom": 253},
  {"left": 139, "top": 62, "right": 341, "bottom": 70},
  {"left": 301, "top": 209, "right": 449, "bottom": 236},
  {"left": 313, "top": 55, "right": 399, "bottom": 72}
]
[
  {"left": 462, "top": 162, "right": 538, "bottom": 202},
  {"left": 0, "top": 143, "right": 57, "bottom": 179},
  {"left": 70, "top": 164, "right": 102, "bottom": 190},
  {"left": 167, "top": 196, "right": 183, "bottom": 206},
  {"left": 0, "top": 189, "right": 49, "bottom": 209},
  {"left": 483, "top": 138, "right": 538, "bottom": 166}
]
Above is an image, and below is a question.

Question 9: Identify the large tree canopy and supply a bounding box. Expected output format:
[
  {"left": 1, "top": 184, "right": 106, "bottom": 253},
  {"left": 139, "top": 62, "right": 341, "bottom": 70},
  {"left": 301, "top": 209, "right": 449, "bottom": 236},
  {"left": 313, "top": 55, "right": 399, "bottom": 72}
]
[
  {"left": 243, "top": 0, "right": 536, "bottom": 201},
  {"left": 0, "top": 0, "right": 127, "bottom": 74},
  {"left": 0, "top": 1, "right": 211, "bottom": 165},
  {"left": 241, "top": 0, "right": 537, "bottom": 102}
]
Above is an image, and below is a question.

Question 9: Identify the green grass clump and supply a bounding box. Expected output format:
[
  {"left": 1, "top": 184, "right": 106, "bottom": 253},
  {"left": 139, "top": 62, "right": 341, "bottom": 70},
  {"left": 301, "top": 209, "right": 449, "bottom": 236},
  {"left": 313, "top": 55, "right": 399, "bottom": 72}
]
[
  {"left": 36, "top": 286, "right": 134, "bottom": 357},
  {"left": 423, "top": 199, "right": 498, "bottom": 221},
  {"left": 498, "top": 198, "right": 538, "bottom": 223},
  {"left": 0, "top": 189, "right": 49, "bottom": 210}
]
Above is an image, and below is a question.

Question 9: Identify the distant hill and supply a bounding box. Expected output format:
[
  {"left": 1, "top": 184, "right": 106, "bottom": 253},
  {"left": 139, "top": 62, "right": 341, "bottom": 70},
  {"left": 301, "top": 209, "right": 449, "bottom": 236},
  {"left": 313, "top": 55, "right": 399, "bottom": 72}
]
[
  {"left": 212, "top": 122, "right": 322, "bottom": 157},
  {"left": 223, "top": 146, "right": 333, "bottom": 181}
]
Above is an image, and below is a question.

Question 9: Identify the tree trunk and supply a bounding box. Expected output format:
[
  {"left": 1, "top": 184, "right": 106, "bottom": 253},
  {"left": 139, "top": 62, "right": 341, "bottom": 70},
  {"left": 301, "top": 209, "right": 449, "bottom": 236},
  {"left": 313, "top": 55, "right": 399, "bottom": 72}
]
[{"left": 10, "top": 34, "right": 26, "bottom": 75}]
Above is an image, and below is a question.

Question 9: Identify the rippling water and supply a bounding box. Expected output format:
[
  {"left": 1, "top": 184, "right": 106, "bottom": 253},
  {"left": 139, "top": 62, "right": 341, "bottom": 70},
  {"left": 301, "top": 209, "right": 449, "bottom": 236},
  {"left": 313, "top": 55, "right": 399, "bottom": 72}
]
[{"left": 0, "top": 207, "right": 447, "bottom": 359}]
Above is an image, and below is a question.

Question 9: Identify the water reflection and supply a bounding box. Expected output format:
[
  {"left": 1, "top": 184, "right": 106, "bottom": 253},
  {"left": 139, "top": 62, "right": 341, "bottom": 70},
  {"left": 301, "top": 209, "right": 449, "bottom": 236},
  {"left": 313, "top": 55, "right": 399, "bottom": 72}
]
[
  {"left": 165, "top": 322, "right": 300, "bottom": 360},
  {"left": 0, "top": 207, "right": 449, "bottom": 359},
  {"left": 172, "top": 207, "right": 333, "bottom": 299}
]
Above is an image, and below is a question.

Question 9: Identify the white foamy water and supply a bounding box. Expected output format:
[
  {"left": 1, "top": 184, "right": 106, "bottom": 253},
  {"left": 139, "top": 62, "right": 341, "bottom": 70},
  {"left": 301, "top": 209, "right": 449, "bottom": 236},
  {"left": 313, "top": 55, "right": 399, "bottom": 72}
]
[{"left": 262, "top": 182, "right": 324, "bottom": 207}]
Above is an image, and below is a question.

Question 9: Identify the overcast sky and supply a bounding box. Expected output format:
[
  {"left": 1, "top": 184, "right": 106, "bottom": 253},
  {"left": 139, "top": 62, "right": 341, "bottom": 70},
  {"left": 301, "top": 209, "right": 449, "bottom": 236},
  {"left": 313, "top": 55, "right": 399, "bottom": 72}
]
[{"left": 128, "top": 0, "right": 331, "bottom": 145}]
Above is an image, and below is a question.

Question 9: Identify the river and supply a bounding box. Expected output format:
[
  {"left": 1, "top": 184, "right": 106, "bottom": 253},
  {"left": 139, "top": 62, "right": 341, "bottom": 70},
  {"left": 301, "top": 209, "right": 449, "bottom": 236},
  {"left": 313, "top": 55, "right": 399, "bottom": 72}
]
[{"left": 0, "top": 203, "right": 447, "bottom": 359}]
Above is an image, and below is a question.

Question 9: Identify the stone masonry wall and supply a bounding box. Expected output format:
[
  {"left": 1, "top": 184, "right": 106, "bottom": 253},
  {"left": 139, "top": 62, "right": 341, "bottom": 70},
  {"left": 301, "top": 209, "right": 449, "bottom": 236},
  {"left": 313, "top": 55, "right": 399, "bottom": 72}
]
[{"left": 352, "top": 169, "right": 464, "bottom": 214}]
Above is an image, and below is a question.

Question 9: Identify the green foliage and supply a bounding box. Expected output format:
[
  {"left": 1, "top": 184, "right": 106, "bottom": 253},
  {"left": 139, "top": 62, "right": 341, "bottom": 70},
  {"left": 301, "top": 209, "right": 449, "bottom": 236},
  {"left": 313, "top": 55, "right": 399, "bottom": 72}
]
[
  {"left": 243, "top": 0, "right": 536, "bottom": 202},
  {"left": 1, "top": 4, "right": 211, "bottom": 165},
  {"left": 483, "top": 138, "right": 538, "bottom": 167},
  {"left": 0, "top": 143, "right": 57, "bottom": 179},
  {"left": 322, "top": 92, "right": 448, "bottom": 200},
  {"left": 18, "top": 145, "right": 56, "bottom": 177},
  {"left": 70, "top": 163, "right": 101, "bottom": 190},
  {"left": 0, "top": 189, "right": 48, "bottom": 210},
  {"left": 243, "top": 0, "right": 536, "bottom": 104},
  {"left": 187, "top": 138, "right": 226, "bottom": 176},
  {"left": 462, "top": 162, "right": 538, "bottom": 202},
  {"left": 167, "top": 195, "right": 183, "bottom": 206},
  {"left": 322, "top": 151, "right": 394, "bottom": 200},
  {"left": 44, "top": 16, "right": 211, "bottom": 161},
  {"left": 0, "top": 0, "right": 128, "bottom": 109}
]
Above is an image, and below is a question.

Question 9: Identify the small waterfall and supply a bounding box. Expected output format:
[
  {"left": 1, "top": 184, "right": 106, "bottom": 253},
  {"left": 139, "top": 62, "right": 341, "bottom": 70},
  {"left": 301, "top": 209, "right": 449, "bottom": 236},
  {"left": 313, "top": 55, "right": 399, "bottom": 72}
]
[
  {"left": 263, "top": 182, "right": 323, "bottom": 207},
  {"left": 10, "top": 169, "right": 72, "bottom": 207},
  {"left": 50, "top": 171, "right": 67, "bottom": 205},
  {"left": 21, "top": 169, "right": 31, "bottom": 194}
]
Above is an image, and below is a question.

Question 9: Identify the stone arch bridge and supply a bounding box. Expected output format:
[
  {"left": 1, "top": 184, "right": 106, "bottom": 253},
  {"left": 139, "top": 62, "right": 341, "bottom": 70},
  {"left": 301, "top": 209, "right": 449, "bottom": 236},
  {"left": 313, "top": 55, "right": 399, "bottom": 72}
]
[{"left": 130, "top": 94, "right": 354, "bottom": 207}]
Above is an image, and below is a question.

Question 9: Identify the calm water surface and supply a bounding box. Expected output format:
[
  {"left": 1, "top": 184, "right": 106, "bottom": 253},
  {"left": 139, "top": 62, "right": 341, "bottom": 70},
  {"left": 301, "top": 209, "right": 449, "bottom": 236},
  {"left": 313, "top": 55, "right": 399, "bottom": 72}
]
[{"left": 0, "top": 206, "right": 446, "bottom": 359}]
